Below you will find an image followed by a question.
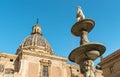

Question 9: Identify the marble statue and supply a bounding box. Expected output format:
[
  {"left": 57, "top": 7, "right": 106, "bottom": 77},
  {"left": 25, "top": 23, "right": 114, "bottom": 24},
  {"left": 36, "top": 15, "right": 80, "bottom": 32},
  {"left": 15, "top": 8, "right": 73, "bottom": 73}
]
[{"left": 76, "top": 6, "right": 85, "bottom": 21}]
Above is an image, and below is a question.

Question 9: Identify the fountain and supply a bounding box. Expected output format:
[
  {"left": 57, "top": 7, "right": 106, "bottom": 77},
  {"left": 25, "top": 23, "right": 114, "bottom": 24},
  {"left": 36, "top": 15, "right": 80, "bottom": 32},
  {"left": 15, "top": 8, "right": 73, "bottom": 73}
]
[{"left": 69, "top": 6, "right": 106, "bottom": 77}]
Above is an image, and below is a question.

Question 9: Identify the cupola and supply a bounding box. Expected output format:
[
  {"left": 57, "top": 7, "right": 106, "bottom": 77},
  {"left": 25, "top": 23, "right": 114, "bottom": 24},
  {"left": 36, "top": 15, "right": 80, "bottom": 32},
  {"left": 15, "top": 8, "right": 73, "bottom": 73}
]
[{"left": 17, "top": 21, "right": 53, "bottom": 55}]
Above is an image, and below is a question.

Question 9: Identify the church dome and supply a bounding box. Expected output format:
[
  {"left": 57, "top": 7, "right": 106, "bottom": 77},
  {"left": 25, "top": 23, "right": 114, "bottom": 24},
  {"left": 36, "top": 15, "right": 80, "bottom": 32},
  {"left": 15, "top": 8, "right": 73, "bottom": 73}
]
[{"left": 18, "top": 22, "right": 53, "bottom": 55}]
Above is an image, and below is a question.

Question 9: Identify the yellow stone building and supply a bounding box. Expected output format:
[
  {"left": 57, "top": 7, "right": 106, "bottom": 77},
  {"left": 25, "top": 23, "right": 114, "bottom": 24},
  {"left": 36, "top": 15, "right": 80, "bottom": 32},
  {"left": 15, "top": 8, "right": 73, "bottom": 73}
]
[
  {"left": 0, "top": 23, "right": 83, "bottom": 77},
  {"left": 100, "top": 49, "right": 120, "bottom": 77}
]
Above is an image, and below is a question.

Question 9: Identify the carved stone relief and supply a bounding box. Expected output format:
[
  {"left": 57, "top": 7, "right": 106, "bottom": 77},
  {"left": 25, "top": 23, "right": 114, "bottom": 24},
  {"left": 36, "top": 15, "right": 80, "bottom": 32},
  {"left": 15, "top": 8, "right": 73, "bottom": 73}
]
[{"left": 0, "top": 64, "right": 4, "bottom": 73}]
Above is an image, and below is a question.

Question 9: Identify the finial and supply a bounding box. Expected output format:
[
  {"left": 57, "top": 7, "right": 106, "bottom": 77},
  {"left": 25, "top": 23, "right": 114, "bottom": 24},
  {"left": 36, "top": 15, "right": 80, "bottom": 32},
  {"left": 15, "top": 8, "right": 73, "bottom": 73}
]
[
  {"left": 32, "top": 18, "right": 42, "bottom": 34},
  {"left": 36, "top": 18, "right": 39, "bottom": 25},
  {"left": 76, "top": 6, "right": 85, "bottom": 22}
]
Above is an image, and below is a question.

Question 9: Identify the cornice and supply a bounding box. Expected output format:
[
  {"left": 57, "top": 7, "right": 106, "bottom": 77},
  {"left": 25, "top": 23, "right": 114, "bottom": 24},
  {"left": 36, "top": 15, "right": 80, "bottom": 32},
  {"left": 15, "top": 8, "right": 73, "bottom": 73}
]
[
  {"left": 20, "top": 50, "right": 67, "bottom": 62},
  {"left": 100, "top": 49, "right": 120, "bottom": 65},
  {"left": 0, "top": 52, "right": 17, "bottom": 59}
]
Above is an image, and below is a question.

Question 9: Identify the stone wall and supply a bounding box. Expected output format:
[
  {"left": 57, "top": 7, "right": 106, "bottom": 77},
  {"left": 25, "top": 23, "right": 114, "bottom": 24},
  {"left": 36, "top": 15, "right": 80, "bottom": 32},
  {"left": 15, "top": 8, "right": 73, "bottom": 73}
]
[{"left": 100, "top": 49, "right": 120, "bottom": 77}]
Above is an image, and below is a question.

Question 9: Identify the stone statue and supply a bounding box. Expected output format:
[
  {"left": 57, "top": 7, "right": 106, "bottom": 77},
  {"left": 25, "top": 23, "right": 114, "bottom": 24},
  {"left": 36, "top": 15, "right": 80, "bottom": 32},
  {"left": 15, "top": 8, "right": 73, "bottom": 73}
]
[
  {"left": 76, "top": 6, "right": 85, "bottom": 21},
  {"left": 80, "top": 60, "right": 95, "bottom": 77}
]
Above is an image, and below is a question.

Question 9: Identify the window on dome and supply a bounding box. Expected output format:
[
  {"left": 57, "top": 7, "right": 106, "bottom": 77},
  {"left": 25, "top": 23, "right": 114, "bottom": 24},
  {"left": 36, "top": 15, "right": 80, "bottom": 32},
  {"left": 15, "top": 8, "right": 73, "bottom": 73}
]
[{"left": 37, "top": 28, "right": 40, "bottom": 33}]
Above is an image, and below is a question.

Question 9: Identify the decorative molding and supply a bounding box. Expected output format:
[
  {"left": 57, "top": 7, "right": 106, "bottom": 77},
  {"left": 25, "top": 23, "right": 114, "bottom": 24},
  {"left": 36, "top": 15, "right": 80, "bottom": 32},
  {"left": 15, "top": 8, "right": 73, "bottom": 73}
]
[
  {"left": 20, "top": 51, "right": 67, "bottom": 62},
  {"left": 40, "top": 59, "right": 51, "bottom": 66},
  {"left": 100, "top": 49, "right": 120, "bottom": 66}
]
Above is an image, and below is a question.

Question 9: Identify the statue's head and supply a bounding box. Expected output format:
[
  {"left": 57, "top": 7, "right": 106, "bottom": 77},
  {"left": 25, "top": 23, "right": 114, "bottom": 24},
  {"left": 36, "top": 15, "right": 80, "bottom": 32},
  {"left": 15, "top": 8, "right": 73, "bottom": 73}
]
[{"left": 77, "top": 6, "right": 81, "bottom": 10}]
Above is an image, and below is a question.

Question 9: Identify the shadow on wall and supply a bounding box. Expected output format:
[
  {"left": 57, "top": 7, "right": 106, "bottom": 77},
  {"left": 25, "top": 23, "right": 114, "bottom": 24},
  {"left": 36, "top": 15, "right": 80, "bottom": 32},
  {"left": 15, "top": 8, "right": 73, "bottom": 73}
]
[{"left": 72, "top": 74, "right": 79, "bottom": 77}]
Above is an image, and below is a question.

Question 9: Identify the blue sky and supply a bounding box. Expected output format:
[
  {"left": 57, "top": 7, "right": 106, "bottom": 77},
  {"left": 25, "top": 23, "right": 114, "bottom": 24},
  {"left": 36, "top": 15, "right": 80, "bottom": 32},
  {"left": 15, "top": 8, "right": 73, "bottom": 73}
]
[{"left": 0, "top": 0, "right": 120, "bottom": 65}]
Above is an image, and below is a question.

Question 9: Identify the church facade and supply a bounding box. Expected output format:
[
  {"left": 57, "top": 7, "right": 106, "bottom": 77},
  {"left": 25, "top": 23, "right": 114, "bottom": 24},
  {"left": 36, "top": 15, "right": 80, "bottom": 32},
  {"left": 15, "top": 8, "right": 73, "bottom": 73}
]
[{"left": 0, "top": 23, "right": 83, "bottom": 77}]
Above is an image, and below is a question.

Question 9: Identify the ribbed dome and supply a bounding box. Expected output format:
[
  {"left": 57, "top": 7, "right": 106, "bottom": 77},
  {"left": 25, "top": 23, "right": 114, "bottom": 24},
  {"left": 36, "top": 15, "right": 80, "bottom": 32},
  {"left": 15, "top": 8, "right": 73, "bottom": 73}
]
[
  {"left": 23, "top": 34, "right": 46, "bottom": 47},
  {"left": 18, "top": 23, "right": 53, "bottom": 55}
]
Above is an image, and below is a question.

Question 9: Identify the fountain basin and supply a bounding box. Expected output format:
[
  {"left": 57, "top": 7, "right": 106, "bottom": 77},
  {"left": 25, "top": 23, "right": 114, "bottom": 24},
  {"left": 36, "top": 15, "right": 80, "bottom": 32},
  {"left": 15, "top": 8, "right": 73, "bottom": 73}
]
[
  {"left": 69, "top": 43, "right": 106, "bottom": 64},
  {"left": 71, "top": 19, "right": 95, "bottom": 36}
]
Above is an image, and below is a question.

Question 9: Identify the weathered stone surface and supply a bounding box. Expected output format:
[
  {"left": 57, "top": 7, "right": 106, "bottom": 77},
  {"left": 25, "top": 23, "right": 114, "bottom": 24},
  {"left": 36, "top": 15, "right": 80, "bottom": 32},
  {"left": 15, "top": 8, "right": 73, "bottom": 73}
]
[{"left": 100, "top": 49, "right": 120, "bottom": 77}]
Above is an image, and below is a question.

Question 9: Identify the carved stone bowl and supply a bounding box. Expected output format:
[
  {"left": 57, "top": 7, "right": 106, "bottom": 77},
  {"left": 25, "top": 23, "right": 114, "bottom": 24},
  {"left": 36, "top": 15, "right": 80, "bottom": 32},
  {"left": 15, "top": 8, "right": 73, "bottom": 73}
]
[
  {"left": 71, "top": 19, "right": 95, "bottom": 36},
  {"left": 69, "top": 43, "right": 106, "bottom": 64}
]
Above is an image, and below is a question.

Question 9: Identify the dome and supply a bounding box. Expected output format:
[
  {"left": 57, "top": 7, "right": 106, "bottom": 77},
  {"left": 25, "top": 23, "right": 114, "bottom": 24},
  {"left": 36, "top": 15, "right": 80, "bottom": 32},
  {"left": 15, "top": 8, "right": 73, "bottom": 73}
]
[{"left": 18, "top": 23, "right": 53, "bottom": 55}]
